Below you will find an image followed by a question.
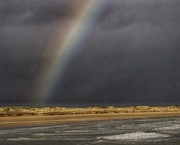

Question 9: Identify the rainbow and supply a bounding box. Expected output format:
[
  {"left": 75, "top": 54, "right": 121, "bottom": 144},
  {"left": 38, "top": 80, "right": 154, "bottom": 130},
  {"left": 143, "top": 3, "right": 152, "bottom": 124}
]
[{"left": 35, "top": 0, "right": 108, "bottom": 103}]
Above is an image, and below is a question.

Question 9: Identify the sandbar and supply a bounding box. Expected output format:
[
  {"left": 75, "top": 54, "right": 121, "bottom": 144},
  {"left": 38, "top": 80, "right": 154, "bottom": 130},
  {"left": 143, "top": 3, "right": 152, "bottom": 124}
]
[{"left": 0, "top": 112, "right": 180, "bottom": 128}]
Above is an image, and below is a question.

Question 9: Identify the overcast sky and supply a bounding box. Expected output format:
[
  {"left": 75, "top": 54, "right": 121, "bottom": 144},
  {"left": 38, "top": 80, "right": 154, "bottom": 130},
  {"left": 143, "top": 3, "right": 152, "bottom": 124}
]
[{"left": 0, "top": 0, "right": 180, "bottom": 105}]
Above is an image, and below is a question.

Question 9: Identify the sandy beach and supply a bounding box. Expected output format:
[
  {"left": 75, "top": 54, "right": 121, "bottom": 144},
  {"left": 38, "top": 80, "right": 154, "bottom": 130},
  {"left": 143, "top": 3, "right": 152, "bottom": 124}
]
[{"left": 0, "top": 112, "right": 180, "bottom": 128}]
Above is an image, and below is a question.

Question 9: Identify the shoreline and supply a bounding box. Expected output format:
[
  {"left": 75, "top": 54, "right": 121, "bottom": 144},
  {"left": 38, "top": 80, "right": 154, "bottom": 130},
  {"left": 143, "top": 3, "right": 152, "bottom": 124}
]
[{"left": 0, "top": 112, "right": 180, "bottom": 129}]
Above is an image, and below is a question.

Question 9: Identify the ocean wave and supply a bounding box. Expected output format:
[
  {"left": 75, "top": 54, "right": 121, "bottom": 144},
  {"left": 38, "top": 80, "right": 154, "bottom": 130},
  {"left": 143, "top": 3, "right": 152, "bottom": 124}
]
[
  {"left": 97, "top": 132, "right": 171, "bottom": 141},
  {"left": 34, "top": 133, "right": 56, "bottom": 136},
  {"left": 7, "top": 137, "right": 37, "bottom": 141},
  {"left": 154, "top": 125, "right": 180, "bottom": 131}
]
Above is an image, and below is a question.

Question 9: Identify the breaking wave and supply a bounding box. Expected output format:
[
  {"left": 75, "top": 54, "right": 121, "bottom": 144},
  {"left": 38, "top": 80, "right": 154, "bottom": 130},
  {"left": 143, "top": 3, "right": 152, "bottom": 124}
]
[{"left": 97, "top": 132, "right": 171, "bottom": 141}]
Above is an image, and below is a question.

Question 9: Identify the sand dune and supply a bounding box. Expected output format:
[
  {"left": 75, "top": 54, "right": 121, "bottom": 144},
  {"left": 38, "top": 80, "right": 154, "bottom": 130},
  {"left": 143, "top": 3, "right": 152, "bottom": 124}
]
[
  {"left": 0, "top": 106, "right": 180, "bottom": 128},
  {"left": 0, "top": 106, "right": 180, "bottom": 116}
]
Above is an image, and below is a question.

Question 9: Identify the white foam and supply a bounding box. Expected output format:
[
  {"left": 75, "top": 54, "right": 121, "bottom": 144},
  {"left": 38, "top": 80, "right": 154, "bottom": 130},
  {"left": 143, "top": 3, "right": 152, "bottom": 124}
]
[
  {"left": 97, "top": 132, "right": 171, "bottom": 141},
  {"left": 7, "top": 137, "right": 60, "bottom": 141},
  {"left": 154, "top": 125, "right": 180, "bottom": 131},
  {"left": 64, "top": 130, "right": 90, "bottom": 133},
  {"left": 34, "top": 133, "right": 56, "bottom": 136},
  {"left": 7, "top": 137, "right": 37, "bottom": 141}
]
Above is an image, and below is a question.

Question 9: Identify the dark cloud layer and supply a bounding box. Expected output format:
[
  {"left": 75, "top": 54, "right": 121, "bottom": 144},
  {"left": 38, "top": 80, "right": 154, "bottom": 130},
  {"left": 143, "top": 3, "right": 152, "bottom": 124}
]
[
  {"left": 0, "top": 0, "right": 180, "bottom": 105},
  {"left": 100, "top": 0, "right": 180, "bottom": 29},
  {"left": 0, "top": 0, "right": 81, "bottom": 26}
]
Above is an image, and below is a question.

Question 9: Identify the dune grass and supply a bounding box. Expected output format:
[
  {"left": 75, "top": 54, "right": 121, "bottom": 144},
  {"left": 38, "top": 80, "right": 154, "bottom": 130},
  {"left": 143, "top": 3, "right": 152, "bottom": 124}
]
[{"left": 0, "top": 106, "right": 179, "bottom": 117}]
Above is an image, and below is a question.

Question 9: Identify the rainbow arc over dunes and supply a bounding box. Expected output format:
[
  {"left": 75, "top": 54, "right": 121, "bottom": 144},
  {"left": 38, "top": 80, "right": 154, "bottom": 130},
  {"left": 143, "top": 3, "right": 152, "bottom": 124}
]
[{"left": 35, "top": 0, "right": 108, "bottom": 103}]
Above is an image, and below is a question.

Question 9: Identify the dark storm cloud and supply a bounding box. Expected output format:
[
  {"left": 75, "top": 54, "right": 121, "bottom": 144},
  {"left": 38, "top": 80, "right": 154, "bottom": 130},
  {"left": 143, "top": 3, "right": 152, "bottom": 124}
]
[
  {"left": 51, "top": 0, "right": 180, "bottom": 104},
  {"left": 0, "top": 0, "right": 85, "bottom": 104},
  {"left": 0, "top": 0, "right": 65, "bottom": 26},
  {"left": 0, "top": 0, "right": 180, "bottom": 105},
  {"left": 99, "top": 0, "right": 180, "bottom": 30},
  {"left": 0, "top": 0, "right": 80, "bottom": 26},
  {"left": 24, "top": 0, "right": 81, "bottom": 25}
]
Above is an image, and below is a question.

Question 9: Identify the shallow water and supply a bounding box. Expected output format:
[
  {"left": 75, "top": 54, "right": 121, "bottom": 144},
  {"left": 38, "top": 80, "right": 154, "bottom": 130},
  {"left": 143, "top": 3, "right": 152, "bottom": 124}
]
[{"left": 0, "top": 117, "right": 180, "bottom": 145}]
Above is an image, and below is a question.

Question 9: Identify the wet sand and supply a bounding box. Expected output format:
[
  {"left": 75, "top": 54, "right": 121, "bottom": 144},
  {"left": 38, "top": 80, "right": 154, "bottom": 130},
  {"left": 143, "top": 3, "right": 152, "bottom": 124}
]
[{"left": 0, "top": 112, "right": 180, "bottom": 128}]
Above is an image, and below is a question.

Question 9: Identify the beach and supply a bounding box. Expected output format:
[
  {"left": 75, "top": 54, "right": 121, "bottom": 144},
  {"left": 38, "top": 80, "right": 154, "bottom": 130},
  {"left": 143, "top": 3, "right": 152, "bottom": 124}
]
[
  {"left": 1, "top": 111, "right": 180, "bottom": 145},
  {"left": 1, "top": 112, "right": 180, "bottom": 128}
]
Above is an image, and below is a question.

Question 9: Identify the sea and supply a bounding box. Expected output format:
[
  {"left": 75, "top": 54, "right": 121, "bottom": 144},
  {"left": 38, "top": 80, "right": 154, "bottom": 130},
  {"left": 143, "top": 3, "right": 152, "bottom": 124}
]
[{"left": 0, "top": 117, "right": 180, "bottom": 145}]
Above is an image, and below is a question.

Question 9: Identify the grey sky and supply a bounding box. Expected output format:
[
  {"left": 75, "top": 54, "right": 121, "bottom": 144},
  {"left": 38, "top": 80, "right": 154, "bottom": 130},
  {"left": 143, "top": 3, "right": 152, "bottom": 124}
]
[{"left": 0, "top": 0, "right": 180, "bottom": 105}]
